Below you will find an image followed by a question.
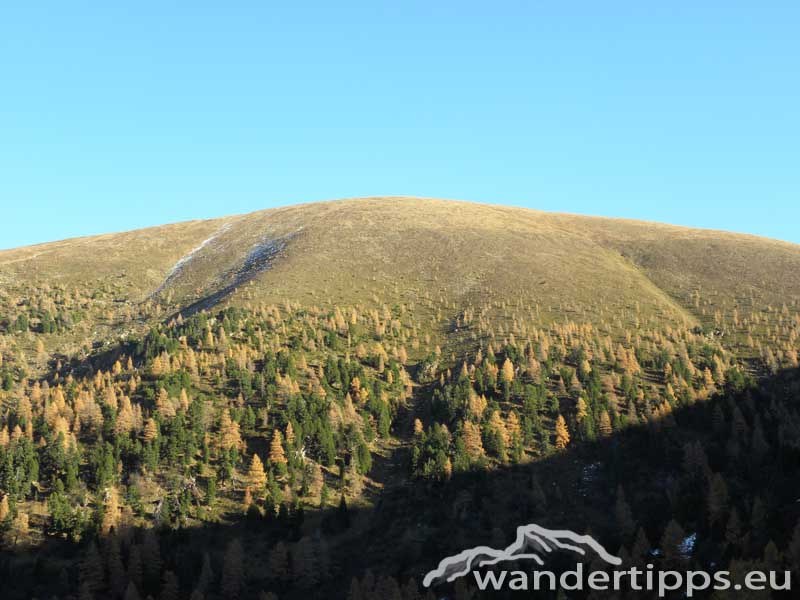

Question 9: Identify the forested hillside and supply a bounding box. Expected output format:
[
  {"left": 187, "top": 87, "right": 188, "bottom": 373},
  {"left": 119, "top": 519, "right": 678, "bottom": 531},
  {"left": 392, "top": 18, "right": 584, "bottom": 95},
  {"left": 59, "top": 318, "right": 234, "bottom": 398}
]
[{"left": 1, "top": 198, "right": 799, "bottom": 599}]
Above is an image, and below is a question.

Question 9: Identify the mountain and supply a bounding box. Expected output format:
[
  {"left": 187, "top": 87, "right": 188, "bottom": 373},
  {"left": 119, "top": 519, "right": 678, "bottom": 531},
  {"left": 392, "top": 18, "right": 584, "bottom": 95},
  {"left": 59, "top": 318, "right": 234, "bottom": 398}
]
[
  {"left": 1, "top": 198, "right": 799, "bottom": 600},
  {"left": 3, "top": 197, "right": 799, "bottom": 348}
]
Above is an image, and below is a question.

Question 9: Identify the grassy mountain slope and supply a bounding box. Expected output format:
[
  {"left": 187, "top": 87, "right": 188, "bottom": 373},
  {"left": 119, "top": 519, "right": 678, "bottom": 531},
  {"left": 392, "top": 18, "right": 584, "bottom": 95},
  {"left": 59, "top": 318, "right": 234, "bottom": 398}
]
[{"left": 3, "top": 197, "right": 799, "bottom": 350}]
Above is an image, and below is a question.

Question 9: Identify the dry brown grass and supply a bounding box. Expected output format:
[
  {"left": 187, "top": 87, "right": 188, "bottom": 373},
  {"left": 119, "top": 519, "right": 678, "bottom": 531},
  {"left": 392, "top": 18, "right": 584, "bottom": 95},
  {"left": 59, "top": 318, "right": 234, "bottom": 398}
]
[{"left": 2, "top": 197, "right": 798, "bottom": 329}]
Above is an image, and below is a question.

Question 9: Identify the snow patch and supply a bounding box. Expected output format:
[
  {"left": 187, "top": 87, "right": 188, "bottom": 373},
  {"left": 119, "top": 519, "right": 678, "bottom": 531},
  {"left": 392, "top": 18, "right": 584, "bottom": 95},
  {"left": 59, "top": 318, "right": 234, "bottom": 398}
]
[
  {"left": 171, "top": 229, "right": 301, "bottom": 318},
  {"left": 680, "top": 533, "right": 697, "bottom": 557},
  {"left": 582, "top": 462, "right": 601, "bottom": 483},
  {"left": 153, "top": 223, "right": 230, "bottom": 296}
]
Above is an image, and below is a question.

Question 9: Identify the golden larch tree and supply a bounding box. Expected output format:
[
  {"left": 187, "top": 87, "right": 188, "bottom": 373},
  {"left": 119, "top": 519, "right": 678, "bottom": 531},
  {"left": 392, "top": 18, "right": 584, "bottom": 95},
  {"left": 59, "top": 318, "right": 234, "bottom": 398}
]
[
  {"left": 468, "top": 392, "right": 487, "bottom": 420},
  {"left": 554, "top": 415, "right": 570, "bottom": 450},
  {"left": 576, "top": 397, "right": 589, "bottom": 423},
  {"left": 487, "top": 410, "right": 509, "bottom": 448},
  {"left": 156, "top": 388, "right": 176, "bottom": 420},
  {"left": 247, "top": 454, "right": 267, "bottom": 491},
  {"left": 501, "top": 358, "right": 515, "bottom": 383},
  {"left": 242, "top": 487, "right": 253, "bottom": 512},
  {"left": 143, "top": 418, "right": 159, "bottom": 444},
  {"left": 598, "top": 410, "right": 613, "bottom": 437},
  {"left": 269, "top": 430, "right": 287, "bottom": 465},
  {"left": 219, "top": 409, "right": 243, "bottom": 451},
  {"left": 506, "top": 410, "right": 521, "bottom": 442},
  {"left": 0, "top": 495, "right": 8, "bottom": 522},
  {"left": 461, "top": 421, "right": 485, "bottom": 460},
  {"left": 285, "top": 422, "right": 295, "bottom": 447},
  {"left": 101, "top": 487, "right": 121, "bottom": 534}
]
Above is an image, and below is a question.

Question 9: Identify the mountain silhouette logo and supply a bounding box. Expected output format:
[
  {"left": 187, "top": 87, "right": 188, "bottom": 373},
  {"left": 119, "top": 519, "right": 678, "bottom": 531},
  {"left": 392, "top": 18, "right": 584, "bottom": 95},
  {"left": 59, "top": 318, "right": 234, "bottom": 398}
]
[{"left": 423, "top": 523, "right": 623, "bottom": 587}]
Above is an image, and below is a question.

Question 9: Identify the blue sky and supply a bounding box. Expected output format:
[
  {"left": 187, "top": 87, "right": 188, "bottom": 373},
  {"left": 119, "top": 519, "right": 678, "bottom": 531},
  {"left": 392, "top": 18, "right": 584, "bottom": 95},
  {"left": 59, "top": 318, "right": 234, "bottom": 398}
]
[{"left": 1, "top": 2, "right": 798, "bottom": 248}]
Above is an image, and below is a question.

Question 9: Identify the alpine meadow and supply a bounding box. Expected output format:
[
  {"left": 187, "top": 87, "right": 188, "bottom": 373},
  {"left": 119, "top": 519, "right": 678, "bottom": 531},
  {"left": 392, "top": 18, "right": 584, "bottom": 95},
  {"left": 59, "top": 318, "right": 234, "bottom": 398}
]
[{"left": 1, "top": 197, "right": 800, "bottom": 599}]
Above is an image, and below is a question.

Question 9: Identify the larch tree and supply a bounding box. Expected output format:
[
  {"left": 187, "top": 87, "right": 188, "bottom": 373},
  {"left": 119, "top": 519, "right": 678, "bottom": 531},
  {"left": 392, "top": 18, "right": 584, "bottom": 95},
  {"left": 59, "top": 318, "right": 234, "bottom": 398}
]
[
  {"left": 554, "top": 415, "right": 570, "bottom": 450},
  {"left": 150, "top": 355, "right": 164, "bottom": 377},
  {"left": 305, "top": 460, "right": 324, "bottom": 500},
  {"left": 268, "top": 430, "right": 287, "bottom": 466},
  {"left": 104, "top": 386, "right": 119, "bottom": 411},
  {"left": 575, "top": 397, "right": 589, "bottom": 423},
  {"left": 242, "top": 487, "right": 253, "bottom": 512},
  {"left": 0, "top": 495, "right": 8, "bottom": 523},
  {"left": 179, "top": 388, "right": 191, "bottom": 412},
  {"left": 506, "top": 410, "right": 522, "bottom": 461},
  {"left": 501, "top": 357, "right": 515, "bottom": 383},
  {"left": 468, "top": 393, "right": 487, "bottom": 420},
  {"left": 114, "top": 396, "right": 135, "bottom": 436},
  {"left": 143, "top": 418, "right": 159, "bottom": 444},
  {"left": 461, "top": 421, "right": 485, "bottom": 460},
  {"left": 285, "top": 422, "right": 296, "bottom": 447},
  {"left": 506, "top": 410, "right": 521, "bottom": 441},
  {"left": 101, "top": 487, "right": 121, "bottom": 534},
  {"left": 219, "top": 409, "right": 243, "bottom": 451},
  {"left": 156, "top": 388, "right": 176, "bottom": 421},
  {"left": 347, "top": 459, "right": 364, "bottom": 496},
  {"left": 597, "top": 410, "right": 612, "bottom": 437},
  {"left": 247, "top": 454, "right": 267, "bottom": 491}
]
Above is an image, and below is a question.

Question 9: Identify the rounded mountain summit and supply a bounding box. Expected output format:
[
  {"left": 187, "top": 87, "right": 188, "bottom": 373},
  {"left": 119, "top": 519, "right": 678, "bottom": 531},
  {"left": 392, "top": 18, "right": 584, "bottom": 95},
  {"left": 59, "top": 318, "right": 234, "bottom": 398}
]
[{"left": 2, "top": 197, "right": 798, "bottom": 329}]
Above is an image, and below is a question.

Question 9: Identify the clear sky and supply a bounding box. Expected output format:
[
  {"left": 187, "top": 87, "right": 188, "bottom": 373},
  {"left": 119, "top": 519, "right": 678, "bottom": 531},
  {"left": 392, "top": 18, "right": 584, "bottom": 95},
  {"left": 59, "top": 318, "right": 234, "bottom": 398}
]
[{"left": 1, "top": 2, "right": 798, "bottom": 249}]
